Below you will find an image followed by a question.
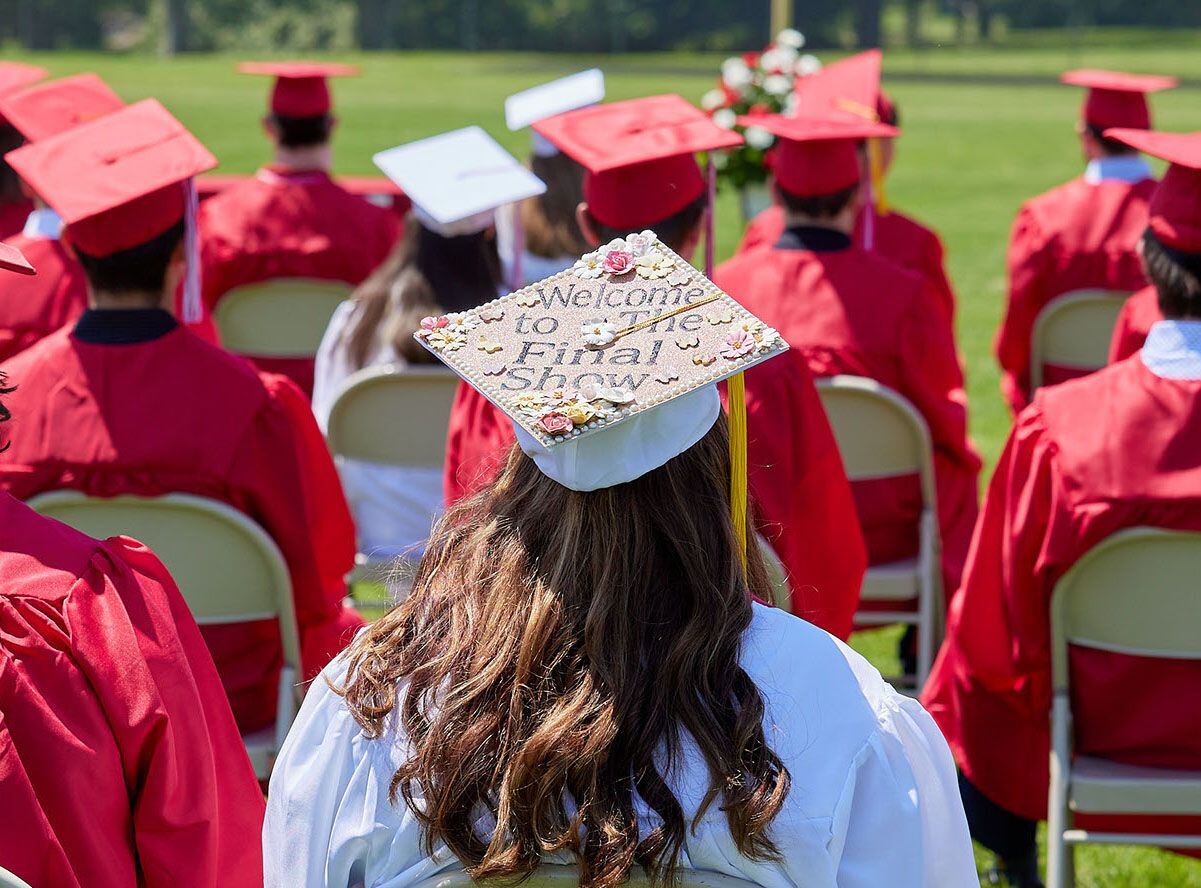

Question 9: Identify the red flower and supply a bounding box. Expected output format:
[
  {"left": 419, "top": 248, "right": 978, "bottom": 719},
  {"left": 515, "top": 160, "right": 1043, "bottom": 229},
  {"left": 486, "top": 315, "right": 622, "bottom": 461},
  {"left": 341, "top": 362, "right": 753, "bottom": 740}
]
[
  {"left": 749, "top": 103, "right": 770, "bottom": 115},
  {"left": 742, "top": 51, "right": 760, "bottom": 67},
  {"left": 537, "top": 412, "right": 574, "bottom": 436},
  {"left": 602, "top": 249, "right": 634, "bottom": 275}
]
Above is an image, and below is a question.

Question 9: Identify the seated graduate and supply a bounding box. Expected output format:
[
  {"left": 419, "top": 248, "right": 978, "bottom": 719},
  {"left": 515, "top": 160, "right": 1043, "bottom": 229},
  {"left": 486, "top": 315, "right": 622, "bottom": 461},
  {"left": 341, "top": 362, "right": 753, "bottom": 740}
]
[
  {"left": 0, "top": 74, "right": 125, "bottom": 363},
  {"left": 442, "top": 96, "right": 866, "bottom": 636},
  {"left": 198, "top": 62, "right": 401, "bottom": 396},
  {"left": 0, "top": 242, "right": 264, "bottom": 888},
  {"left": 736, "top": 50, "right": 957, "bottom": 323},
  {"left": 263, "top": 254, "right": 976, "bottom": 887},
  {"left": 0, "top": 100, "right": 363, "bottom": 734},
  {"left": 923, "top": 128, "right": 1201, "bottom": 888},
  {"left": 313, "top": 127, "right": 543, "bottom": 561},
  {"left": 497, "top": 69, "right": 604, "bottom": 288},
  {"left": 715, "top": 109, "right": 981, "bottom": 606}
]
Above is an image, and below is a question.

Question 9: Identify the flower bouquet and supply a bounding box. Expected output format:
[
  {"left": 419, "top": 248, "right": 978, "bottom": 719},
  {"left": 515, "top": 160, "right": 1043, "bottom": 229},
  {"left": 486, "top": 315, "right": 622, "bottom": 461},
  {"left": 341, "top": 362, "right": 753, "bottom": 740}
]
[{"left": 700, "top": 28, "right": 822, "bottom": 218}]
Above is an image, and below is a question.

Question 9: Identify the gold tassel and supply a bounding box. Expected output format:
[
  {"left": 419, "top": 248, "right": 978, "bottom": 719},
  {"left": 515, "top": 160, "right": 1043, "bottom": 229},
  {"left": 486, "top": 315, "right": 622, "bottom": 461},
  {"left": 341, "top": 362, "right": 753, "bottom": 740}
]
[
  {"left": 727, "top": 371, "right": 749, "bottom": 572},
  {"left": 868, "top": 137, "right": 889, "bottom": 215}
]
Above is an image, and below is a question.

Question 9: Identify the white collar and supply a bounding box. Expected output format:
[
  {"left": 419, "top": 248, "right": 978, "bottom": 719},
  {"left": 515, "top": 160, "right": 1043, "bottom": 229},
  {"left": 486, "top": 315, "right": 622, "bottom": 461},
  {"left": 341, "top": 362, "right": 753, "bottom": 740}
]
[
  {"left": 22, "top": 207, "right": 62, "bottom": 240},
  {"left": 1141, "top": 320, "right": 1201, "bottom": 380},
  {"left": 1084, "top": 155, "right": 1153, "bottom": 185}
]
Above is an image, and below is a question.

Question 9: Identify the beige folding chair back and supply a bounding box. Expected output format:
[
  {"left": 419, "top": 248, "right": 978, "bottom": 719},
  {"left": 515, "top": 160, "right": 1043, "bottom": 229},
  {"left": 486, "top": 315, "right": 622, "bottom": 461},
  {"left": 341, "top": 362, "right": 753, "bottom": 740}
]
[
  {"left": 1046, "top": 527, "right": 1201, "bottom": 888},
  {"left": 27, "top": 491, "right": 301, "bottom": 781},
  {"left": 816, "top": 375, "right": 942, "bottom": 691},
  {"left": 409, "top": 865, "right": 761, "bottom": 888},
  {"left": 0, "top": 866, "right": 34, "bottom": 888},
  {"left": 1029, "top": 289, "right": 1129, "bottom": 392},
  {"left": 756, "top": 533, "right": 792, "bottom": 613},
  {"left": 213, "top": 278, "right": 353, "bottom": 357}
]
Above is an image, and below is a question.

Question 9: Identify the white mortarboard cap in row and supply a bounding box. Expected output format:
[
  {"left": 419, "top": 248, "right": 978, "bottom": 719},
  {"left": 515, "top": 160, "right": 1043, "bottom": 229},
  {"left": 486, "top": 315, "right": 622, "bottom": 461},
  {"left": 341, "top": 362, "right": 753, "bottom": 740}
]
[{"left": 506, "top": 69, "right": 605, "bottom": 158}]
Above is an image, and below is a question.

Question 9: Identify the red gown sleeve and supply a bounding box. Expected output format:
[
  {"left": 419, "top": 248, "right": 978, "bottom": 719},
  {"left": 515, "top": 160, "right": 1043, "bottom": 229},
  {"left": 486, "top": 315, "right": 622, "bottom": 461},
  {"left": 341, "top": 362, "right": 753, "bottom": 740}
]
[
  {"left": 227, "top": 374, "right": 363, "bottom": 677},
  {"left": 918, "top": 228, "right": 957, "bottom": 325},
  {"left": 69, "top": 537, "right": 265, "bottom": 887},
  {"left": 738, "top": 354, "right": 865, "bottom": 638},
  {"left": 443, "top": 381, "right": 517, "bottom": 506},
  {"left": 996, "top": 204, "right": 1053, "bottom": 414}
]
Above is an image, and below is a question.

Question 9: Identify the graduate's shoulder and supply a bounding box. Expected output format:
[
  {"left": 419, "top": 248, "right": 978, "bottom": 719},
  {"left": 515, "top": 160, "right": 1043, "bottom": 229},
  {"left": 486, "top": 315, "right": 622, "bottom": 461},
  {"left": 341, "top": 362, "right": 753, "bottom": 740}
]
[{"left": 0, "top": 495, "right": 110, "bottom": 603}]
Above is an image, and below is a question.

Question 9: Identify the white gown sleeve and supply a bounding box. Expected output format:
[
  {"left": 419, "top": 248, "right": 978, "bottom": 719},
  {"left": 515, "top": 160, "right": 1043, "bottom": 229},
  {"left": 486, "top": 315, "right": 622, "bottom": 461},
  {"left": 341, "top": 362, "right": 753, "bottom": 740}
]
[
  {"left": 263, "top": 661, "right": 428, "bottom": 888},
  {"left": 829, "top": 691, "right": 978, "bottom": 888},
  {"left": 312, "top": 300, "right": 357, "bottom": 432}
]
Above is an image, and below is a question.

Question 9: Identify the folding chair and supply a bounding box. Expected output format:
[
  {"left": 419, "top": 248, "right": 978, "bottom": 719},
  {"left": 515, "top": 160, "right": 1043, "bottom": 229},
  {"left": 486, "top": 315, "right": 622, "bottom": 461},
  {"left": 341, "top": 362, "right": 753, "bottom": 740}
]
[
  {"left": 212, "top": 277, "right": 352, "bottom": 358},
  {"left": 0, "top": 866, "right": 34, "bottom": 888},
  {"left": 27, "top": 491, "right": 302, "bottom": 781},
  {"left": 1030, "top": 289, "right": 1129, "bottom": 393},
  {"left": 409, "top": 864, "right": 761, "bottom": 888},
  {"left": 325, "top": 364, "right": 461, "bottom": 585},
  {"left": 757, "top": 534, "right": 792, "bottom": 613},
  {"left": 815, "top": 375, "right": 942, "bottom": 692},
  {"left": 1046, "top": 527, "right": 1201, "bottom": 888}
]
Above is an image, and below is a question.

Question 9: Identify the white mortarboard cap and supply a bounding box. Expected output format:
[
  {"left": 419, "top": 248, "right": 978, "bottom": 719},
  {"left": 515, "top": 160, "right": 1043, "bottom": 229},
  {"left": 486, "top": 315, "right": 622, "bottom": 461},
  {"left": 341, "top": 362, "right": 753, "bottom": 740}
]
[
  {"left": 373, "top": 126, "right": 546, "bottom": 236},
  {"left": 505, "top": 68, "right": 606, "bottom": 131}
]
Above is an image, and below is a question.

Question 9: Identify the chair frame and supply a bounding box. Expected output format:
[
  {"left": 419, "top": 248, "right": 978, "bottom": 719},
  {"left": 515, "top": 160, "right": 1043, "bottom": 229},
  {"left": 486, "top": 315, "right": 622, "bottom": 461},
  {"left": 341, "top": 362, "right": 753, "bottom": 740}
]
[
  {"left": 816, "top": 375, "right": 942, "bottom": 692},
  {"left": 26, "top": 491, "right": 302, "bottom": 780},
  {"left": 212, "top": 276, "right": 353, "bottom": 357},
  {"left": 1029, "top": 288, "right": 1129, "bottom": 393},
  {"left": 1046, "top": 527, "right": 1201, "bottom": 888},
  {"left": 408, "top": 864, "right": 760, "bottom": 888}
]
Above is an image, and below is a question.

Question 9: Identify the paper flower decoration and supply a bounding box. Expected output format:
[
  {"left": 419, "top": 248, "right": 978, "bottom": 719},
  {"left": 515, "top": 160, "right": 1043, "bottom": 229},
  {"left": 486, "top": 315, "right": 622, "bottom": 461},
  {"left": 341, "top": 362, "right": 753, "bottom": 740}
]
[
  {"left": 516, "top": 292, "right": 540, "bottom": 307},
  {"left": 708, "top": 309, "right": 735, "bottom": 325},
  {"left": 581, "top": 320, "right": 618, "bottom": 348},
  {"left": 511, "top": 392, "right": 548, "bottom": 414},
  {"left": 722, "top": 329, "right": 757, "bottom": 360},
  {"left": 676, "top": 334, "right": 701, "bottom": 350},
  {"left": 572, "top": 252, "right": 605, "bottom": 279},
  {"left": 426, "top": 327, "right": 467, "bottom": 352},
  {"left": 624, "top": 230, "right": 657, "bottom": 258},
  {"left": 483, "top": 363, "right": 507, "bottom": 376},
  {"left": 419, "top": 315, "right": 448, "bottom": 333},
  {"left": 562, "top": 400, "right": 597, "bottom": 426},
  {"left": 444, "top": 312, "right": 478, "bottom": 333},
  {"left": 478, "top": 304, "right": 505, "bottom": 323},
  {"left": 476, "top": 336, "right": 503, "bottom": 354},
  {"left": 602, "top": 249, "right": 634, "bottom": 275},
  {"left": 656, "top": 372, "right": 679, "bottom": 384},
  {"left": 692, "top": 354, "right": 717, "bottom": 367},
  {"left": 536, "top": 412, "right": 574, "bottom": 436},
  {"left": 635, "top": 250, "right": 675, "bottom": 280}
]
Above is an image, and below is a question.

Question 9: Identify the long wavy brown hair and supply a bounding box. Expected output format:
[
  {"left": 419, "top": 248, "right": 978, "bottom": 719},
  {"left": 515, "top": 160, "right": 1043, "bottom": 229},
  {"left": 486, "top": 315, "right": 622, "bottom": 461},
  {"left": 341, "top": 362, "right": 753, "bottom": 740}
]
[{"left": 339, "top": 416, "right": 791, "bottom": 887}]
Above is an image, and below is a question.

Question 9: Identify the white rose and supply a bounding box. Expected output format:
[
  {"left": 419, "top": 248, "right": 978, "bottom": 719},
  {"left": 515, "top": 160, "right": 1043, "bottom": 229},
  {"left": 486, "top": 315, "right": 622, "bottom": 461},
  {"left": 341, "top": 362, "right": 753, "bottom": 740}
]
[
  {"left": 720, "top": 57, "right": 753, "bottom": 91},
  {"left": 713, "top": 108, "right": 737, "bottom": 130},
  {"left": 700, "top": 88, "right": 727, "bottom": 111},
  {"left": 743, "top": 126, "right": 775, "bottom": 150},
  {"left": 763, "top": 74, "right": 792, "bottom": 96},
  {"left": 760, "top": 47, "right": 797, "bottom": 73},
  {"left": 796, "top": 54, "right": 822, "bottom": 76},
  {"left": 776, "top": 28, "right": 805, "bottom": 49},
  {"left": 783, "top": 93, "right": 799, "bottom": 116}
]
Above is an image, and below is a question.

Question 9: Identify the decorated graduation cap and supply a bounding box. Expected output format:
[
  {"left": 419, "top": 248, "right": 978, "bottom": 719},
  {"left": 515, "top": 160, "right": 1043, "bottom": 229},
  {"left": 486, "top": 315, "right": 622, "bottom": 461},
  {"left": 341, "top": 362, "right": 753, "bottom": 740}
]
[
  {"left": 1106, "top": 128, "right": 1201, "bottom": 254},
  {"left": 506, "top": 68, "right": 605, "bottom": 158},
  {"left": 374, "top": 125, "right": 545, "bottom": 238},
  {"left": 238, "top": 61, "right": 358, "bottom": 118},
  {"left": 415, "top": 231, "right": 787, "bottom": 560},
  {"left": 0, "top": 73, "right": 124, "bottom": 142},
  {"left": 0, "top": 241, "right": 35, "bottom": 275},
  {"left": 6, "top": 98, "right": 216, "bottom": 321},
  {"left": 742, "top": 112, "right": 897, "bottom": 198},
  {"left": 1061, "top": 69, "right": 1177, "bottom": 132}
]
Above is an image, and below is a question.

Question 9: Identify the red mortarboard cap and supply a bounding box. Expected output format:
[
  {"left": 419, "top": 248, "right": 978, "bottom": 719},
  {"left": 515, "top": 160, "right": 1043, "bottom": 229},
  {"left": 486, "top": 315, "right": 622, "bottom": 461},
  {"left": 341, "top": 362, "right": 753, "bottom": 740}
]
[
  {"left": 1106, "top": 128, "right": 1201, "bottom": 253},
  {"left": 0, "top": 62, "right": 48, "bottom": 126},
  {"left": 238, "top": 61, "right": 358, "bottom": 117},
  {"left": 6, "top": 98, "right": 216, "bottom": 257},
  {"left": 793, "top": 49, "right": 883, "bottom": 122},
  {"left": 1061, "top": 69, "right": 1177, "bottom": 131},
  {"left": 741, "top": 112, "right": 897, "bottom": 197},
  {"left": 534, "top": 94, "right": 742, "bottom": 230},
  {"left": 0, "top": 73, "right": 124, "bottom": 142},
  {"left": 0, "top": 241, "right": 35, "bottom": 275}
]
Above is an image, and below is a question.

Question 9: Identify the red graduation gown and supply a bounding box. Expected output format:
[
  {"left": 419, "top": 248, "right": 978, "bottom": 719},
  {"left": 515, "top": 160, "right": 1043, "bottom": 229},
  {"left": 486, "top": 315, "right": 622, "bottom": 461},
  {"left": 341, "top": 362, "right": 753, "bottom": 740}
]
[
  {"left": 198, "top": 167, "right": 402, "bottom": 396},
  {"left": 442, "top": 351, "right": 868, "bottom": 640},
  {"left": 1109, "top": 284, "right": 1160, "bottom": 364},
  {"left": 0, "top": 322, "right": 363, "bottom": 732},
  {"left": 737, "top": 205, "right": 957, "bottom": 323},
  {"left": 997, "top": 176, "right": 1154, "bottom": 413},
  {"left": 714, "top": 238, "right": 981, "bottom": 597},
  {"left": 923, "top": 358, "right": 1201, "bottom": 832},
  {"left": 0, "top": 232, "right": 87, "bottom": 363},
  {"left": 0, "top": 494, "right": 265, "bottom": 888}
]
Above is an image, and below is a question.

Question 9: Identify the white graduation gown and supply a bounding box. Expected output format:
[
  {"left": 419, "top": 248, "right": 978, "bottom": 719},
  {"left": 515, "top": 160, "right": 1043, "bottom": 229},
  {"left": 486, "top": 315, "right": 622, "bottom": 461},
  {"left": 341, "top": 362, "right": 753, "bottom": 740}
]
[
  {"left": 263, "top": 603, "right": 977, "bottom": 887},
  {"left": 312, "top": 300, "right": 444, "bottom": 560}
]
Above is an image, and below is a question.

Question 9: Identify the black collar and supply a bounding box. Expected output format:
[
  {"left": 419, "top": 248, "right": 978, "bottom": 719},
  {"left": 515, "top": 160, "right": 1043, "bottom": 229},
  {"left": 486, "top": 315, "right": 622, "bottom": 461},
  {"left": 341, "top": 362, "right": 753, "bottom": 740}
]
[
  {"left": 775, "top": 225, "right": 852, "bottom": 253},
  {"left": 72, "top": 308, "right": 179, "bottom": 345}
]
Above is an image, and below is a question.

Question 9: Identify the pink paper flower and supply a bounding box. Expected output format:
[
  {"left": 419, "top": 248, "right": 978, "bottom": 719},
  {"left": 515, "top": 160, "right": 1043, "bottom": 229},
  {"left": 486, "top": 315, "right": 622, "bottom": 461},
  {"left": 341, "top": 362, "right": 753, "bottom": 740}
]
[
  {"left": 420, "top": 315, "right": 448, "bottom": 332},
  {"left": 722, "top": 329, "right": 757, "bottom": 360},
  {"left": 602, "top": 249, "right": 634, "bottom": 275},
  {"left": 536, "top": 412, "right": 574, "bottom": 437}
]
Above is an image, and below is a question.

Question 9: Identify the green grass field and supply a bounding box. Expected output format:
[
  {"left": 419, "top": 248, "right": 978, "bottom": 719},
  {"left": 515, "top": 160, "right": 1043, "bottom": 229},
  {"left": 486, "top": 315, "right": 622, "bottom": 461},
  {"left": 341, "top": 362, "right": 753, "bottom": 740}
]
[{"left": 11, "top": 33, "right": 1201, "bottom": 886}]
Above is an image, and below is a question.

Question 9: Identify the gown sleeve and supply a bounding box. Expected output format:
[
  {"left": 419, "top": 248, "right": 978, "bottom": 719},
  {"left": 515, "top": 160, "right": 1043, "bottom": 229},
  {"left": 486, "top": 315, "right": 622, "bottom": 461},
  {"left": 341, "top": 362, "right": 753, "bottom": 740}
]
[
  {"left": 73, "top": 537, "right": 266, "bottom": 887},
  {"left": 829, "top": 690, "right": 978, "bottom": 888},
  {"left": 442, "top": 381, "right": 517, "bottom": 507},
  {"left": 996, "top": 204, "right": 1053, "bottom": 414}
]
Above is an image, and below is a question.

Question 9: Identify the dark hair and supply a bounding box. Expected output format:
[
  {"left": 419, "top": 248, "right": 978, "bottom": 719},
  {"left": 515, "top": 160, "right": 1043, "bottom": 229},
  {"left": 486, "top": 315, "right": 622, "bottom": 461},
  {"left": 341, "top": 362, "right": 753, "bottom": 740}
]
[
  {"left": 523, "top": 151, "right": 590, "bottom": 259},
  {"left": 74, "top": 219, "right": 186, "bottom": 297},
  {"left": 0, "top": 371, "right": 12, "bottom": 452},
  {"left": 339, "top": 214, "right": 502, "bottom": 368},
  {"left": 1143, "top": 228, "right": 1201, "bottom": 320},
  {"left": 0, "top": 124, "right": 25, "bottom": 204},
  {"left": 775, "top": 182, "right": 859, "bottom": 220},
  {"left": 339, "top": 416, "right": 790, "bottom": 888},
  {"left": 1086, "top": 124, "right": 1138, "bottom": 157},
  {"left": 587, "top": 193, "right": 707, "bottom": 253},
  {"left": 270, "top": 113, "right": 333, "bottom": 149}
]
